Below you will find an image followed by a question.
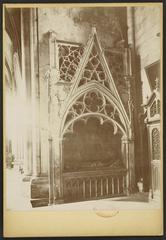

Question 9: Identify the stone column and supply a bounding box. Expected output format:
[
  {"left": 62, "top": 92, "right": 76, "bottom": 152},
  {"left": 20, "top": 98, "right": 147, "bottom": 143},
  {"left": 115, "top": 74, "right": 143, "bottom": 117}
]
[
  {"left": 21, "top": 9, "right": 33, "bottom": 178},
  {"left": 122, "top": 136, "right": 135, "bottom": 194},
  {"left": 127, "top": 7, "right": 135, "bottom": 48},
  {"left": 48, "top": 137, "right": 54, "bottom": 205},
  {"left": 128, "top": 138, "right": 135, "bottom": 191},
  {"left": 127, "top": 7, "right": 143, "bottom": 189},
  {"left": 30, "top": 8, "right": 41, "bottom": 177},
  {"left": 49, "top": 89, "right": 63, "bottom": 202},
  {"left": 48, "top": 30, "right": 64, "bottom": 202},
  {"left": 121, "top": 136, "right": 129, "bottom": 195},
  {"left": 30, "top": 9, "right": 52, "bottom": 207},
  {"left": 124, "top": 71, "right": 135, "bottom": 192},
  {"left": 20, "top": 9, "right": 28, "bottom": 175}
]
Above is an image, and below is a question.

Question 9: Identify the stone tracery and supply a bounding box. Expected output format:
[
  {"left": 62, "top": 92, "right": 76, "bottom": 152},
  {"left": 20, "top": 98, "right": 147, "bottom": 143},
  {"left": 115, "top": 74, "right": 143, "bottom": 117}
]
[
  {"left": 78, "top": 43, "right": 110, "bottom": 89},
  {"left": 63, "top": 89, "right": 126, "bottom": 136},
  {"left": 58, "top": 44, "right": 84, "bottom": 82}
]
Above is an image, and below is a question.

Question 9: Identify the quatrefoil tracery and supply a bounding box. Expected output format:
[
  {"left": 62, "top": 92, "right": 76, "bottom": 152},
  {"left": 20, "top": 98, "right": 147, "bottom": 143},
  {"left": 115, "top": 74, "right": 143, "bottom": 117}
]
[{"left": 84, "top": 91, "right": 104, "bottom": 113}]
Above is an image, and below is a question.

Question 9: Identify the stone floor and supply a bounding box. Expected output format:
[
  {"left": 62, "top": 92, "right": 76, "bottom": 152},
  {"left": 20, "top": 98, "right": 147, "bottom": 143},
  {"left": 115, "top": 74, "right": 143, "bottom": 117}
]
[{"left": 5, "top": 168, "right": 161, "bottom": 211}]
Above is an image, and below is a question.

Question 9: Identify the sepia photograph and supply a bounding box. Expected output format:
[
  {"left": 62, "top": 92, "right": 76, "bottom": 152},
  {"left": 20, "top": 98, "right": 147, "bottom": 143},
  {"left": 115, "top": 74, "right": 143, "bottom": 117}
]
[{"left": 3, "top": 2, "right": 163, "bottom": 237}]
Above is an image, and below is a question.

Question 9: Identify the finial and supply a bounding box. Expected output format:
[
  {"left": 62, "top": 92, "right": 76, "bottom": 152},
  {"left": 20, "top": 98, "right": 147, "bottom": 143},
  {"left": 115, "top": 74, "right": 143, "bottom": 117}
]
[{"left": 92, "top": 25, "right": 97, "bottom": 34}]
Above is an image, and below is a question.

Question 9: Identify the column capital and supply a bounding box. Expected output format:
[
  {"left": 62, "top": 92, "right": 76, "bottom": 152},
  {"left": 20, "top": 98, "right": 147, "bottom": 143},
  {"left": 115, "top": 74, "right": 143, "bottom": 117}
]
[
  {"left": 121, "top": 135, "right": 128, "bottom": 141},
  {"left": 48, "top": 30, "right": 57, "bottom": 41}
]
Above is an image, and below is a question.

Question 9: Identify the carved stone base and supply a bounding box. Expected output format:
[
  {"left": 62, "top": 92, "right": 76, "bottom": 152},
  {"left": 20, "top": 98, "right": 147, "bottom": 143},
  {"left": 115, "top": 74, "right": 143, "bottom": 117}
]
[
  {"left": 31, "top": 198, "right": 49, "bottom": 208},
  {"left": 30, "top": 176, "right": 65, "bottom": 207},
  {"left": 30, "top": 177, "right": 49, "bottom": 207}
]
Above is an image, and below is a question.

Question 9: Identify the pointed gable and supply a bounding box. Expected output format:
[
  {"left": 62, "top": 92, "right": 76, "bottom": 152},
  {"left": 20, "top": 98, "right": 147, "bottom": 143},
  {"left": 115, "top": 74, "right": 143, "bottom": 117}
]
[
  {"left": 69, "top": 28, "right": 115, "bottom": 94},
  {"left": 78, "top": 42, "right": 110, "bottom": 89},
  {"left": 61, "top": 28, "right": 130, "bottom": 135},
  {"left": 65, "top": 28, "right": 129, "bottom": 124}
]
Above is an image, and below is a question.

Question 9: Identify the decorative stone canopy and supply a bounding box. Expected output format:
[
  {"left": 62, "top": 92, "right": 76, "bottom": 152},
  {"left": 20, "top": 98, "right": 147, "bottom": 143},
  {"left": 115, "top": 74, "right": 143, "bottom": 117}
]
[{"left": 59, "top": 27, "right": 131, "bottom": 139}]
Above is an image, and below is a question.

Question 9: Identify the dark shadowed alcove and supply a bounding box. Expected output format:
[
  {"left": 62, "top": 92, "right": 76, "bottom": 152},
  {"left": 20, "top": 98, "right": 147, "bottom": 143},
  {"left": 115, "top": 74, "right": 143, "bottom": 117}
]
[{"left": 63, "top": 116, "right": 123, "bottom": 172}]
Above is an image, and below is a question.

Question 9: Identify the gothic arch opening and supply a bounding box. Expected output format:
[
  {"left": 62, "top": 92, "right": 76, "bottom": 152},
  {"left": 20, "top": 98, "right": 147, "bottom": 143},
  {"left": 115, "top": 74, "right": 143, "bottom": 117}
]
[
  {"left": 61, "top": 88, "right": 128, "bottom": 138},
  {"left": 60, "top": 88, "right": 129, "bottom": 202}
]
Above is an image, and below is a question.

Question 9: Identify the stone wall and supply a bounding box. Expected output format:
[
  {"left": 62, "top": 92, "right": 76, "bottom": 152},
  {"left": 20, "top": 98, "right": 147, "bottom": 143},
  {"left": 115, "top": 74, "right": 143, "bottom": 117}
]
[
  {"left": 134, "top": 6, "right": 161, "bottom": 105},
  {"left": 38, "top": 7, "right": 126, "bottom": 46}
]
